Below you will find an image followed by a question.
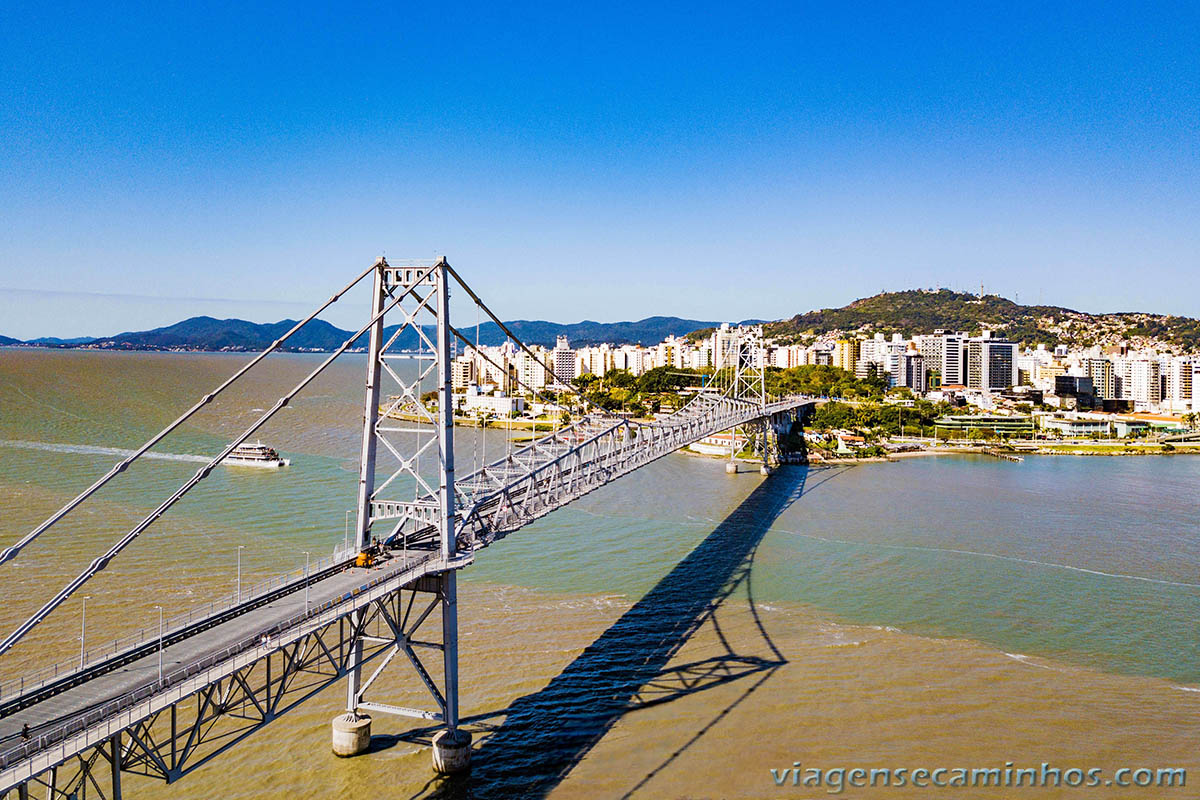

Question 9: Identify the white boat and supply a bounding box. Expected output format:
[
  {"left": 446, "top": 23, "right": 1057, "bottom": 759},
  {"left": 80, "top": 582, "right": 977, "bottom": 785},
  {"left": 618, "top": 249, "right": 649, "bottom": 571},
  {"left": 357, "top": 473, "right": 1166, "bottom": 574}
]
[{"left": 222, "top": 441, "right": 291, "bottom": 468}]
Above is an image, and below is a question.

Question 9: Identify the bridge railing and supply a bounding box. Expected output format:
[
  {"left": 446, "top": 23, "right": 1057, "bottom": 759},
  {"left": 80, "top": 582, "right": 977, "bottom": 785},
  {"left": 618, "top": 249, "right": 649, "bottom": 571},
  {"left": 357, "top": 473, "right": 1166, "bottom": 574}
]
[
  {"left": 0, "top": 551, "right": 446, "bottom": 776},
  {"left": 0, "top": 540, "right": 360, "bottom": 704}
]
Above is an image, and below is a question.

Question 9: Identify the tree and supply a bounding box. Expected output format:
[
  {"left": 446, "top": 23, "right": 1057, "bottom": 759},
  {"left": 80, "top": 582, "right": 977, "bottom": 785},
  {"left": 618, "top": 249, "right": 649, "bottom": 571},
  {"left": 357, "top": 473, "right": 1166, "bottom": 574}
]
[{"left": 603, "top": 368, "right": 637, "bottom": 389}]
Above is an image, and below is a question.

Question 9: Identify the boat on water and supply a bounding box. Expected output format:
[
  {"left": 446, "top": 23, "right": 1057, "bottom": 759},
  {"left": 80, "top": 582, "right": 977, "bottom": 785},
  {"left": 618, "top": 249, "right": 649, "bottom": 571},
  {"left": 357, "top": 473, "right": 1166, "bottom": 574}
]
[{"left": 221, "top": 441, "right": 290, "bottom": 469}]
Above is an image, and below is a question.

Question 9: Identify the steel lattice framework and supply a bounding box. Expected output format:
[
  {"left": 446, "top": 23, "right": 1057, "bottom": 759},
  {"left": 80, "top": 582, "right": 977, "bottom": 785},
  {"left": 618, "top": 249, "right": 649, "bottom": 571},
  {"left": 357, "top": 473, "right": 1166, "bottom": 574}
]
[{"left": 372, "top": 391, "right": 808, "bottom": 553}]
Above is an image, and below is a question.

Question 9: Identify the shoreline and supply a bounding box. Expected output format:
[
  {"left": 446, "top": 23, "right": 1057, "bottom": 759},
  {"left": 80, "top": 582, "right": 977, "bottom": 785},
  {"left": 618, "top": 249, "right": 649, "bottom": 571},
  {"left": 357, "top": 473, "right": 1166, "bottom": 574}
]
[{"left": 809, "top": 445, "right": 1200, "bottom": 464}]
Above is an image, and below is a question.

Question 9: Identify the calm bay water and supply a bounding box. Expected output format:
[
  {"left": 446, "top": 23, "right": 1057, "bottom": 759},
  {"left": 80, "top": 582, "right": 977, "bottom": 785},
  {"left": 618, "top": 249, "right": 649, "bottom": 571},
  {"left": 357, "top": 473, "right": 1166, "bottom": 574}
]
[{"left": 2, "top": 348, "right": 1199, "bottom": 798}]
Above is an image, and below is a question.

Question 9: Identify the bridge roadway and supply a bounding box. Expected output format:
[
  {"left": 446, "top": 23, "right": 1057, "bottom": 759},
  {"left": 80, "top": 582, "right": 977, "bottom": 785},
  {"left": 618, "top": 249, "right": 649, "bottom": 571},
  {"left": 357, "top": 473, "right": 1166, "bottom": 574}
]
[{"left": 0, "top": 545, "right": 457, "bottom": 781}]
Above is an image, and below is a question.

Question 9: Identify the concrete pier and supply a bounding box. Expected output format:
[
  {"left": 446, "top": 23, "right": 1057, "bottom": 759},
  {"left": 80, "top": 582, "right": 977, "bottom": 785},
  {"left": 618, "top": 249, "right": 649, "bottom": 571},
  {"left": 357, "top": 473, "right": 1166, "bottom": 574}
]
[
  {"left": 331, "top": 713, "right": 372, "bottom": 757},
  {"left": 725, "top": 462, "right": 738, "bottom": 474},
  {"left": 431, "top": 729, "right": 473, "bottom": 773},
  {"left": 759, "top": 464, "right": 772, "bottom": 476}
]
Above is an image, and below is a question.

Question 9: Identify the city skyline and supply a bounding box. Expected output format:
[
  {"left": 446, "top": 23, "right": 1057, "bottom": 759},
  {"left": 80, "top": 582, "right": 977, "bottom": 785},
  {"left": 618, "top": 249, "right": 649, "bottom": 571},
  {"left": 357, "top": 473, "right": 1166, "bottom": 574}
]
[{"left": 2, "top": 3, "right": 1198, "bottom": 337}]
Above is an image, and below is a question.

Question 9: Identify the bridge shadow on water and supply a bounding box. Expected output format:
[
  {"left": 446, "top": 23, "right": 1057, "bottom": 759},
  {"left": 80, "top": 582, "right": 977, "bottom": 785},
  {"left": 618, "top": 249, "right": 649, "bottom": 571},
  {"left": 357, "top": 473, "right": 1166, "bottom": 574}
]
[{"left": 401, "top": 464, "right": 844, "bottom": 800}]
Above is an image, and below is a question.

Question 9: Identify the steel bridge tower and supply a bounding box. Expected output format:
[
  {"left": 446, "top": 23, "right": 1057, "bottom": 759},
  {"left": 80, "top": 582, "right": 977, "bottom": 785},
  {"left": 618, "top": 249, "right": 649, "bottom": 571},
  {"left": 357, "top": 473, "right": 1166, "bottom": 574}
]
[
  {"left": 725, "top": 325, "right": 777, "bottom": 475},
  {"left": 331, "top": 256, "right": 471, "bottom": 772}
]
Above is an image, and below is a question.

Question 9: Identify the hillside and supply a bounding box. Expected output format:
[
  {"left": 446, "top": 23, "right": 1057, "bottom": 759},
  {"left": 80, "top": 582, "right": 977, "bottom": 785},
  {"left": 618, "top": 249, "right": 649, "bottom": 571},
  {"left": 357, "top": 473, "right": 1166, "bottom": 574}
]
[
  {"left": 766, "top": 289, "right": 1200, "bottom": 352},
  {"left": 93, "top": 317, "right": 352, "bottom": 351}
]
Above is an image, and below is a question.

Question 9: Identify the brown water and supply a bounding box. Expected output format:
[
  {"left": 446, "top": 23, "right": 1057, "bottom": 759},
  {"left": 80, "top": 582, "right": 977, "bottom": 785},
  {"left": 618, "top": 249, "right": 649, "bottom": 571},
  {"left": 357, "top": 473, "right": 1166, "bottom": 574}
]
[{"left": 2, "top": 349, "right": 1198, "bottom": 798}]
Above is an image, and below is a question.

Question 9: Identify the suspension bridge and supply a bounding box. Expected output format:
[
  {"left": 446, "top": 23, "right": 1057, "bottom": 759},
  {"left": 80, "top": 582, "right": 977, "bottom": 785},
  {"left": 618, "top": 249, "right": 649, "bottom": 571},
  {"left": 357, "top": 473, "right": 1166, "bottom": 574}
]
[{"left": 0, "top": 258, "right": 813, "bottom": 799}]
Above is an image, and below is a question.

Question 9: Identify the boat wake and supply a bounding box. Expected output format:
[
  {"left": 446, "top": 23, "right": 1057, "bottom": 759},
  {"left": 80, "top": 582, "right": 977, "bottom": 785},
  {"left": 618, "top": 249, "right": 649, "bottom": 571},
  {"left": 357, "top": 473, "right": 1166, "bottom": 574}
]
[{"left": 0, "top": 439, "right": 211, "bottom": 464}]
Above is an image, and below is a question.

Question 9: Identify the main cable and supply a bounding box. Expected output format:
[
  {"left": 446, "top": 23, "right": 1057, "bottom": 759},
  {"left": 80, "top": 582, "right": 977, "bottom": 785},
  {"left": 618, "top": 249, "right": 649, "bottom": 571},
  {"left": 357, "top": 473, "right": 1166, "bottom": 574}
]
[{"left": 0, "top": 259, "right": 382, "bottom": 568}]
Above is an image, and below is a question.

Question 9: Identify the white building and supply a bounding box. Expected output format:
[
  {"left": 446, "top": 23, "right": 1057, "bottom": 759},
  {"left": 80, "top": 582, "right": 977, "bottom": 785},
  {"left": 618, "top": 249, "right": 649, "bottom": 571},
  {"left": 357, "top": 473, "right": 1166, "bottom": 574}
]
[
  {"left": 712, "top": 323, "right": 740, "bottom": 369},
  {"left": 1127, "top": 359, "right": 1161, "bottom": 409},
  {"left": 551, "top": 335, "right": 577, "bottom": 388},
  {"left": 459, "top": 386, "right": 524, "bottom": 417},
  {"left": 940, "top": 334, "right": 964, "bottom": 386},
  {"left": 1165, "top": 357, "right": 1193, "bottom": 412}
]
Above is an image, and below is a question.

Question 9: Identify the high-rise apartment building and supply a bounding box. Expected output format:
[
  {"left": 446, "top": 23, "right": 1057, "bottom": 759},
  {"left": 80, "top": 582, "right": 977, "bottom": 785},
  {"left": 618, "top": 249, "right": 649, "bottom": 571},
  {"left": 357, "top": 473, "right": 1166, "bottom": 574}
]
[
  {"left": 1127, "top": 359, "right": 1161, "bottom": 407},
  {"left": 939, "top": 334, "right": 964, "bottom": 385},
  {"left": 965, "top": 337, "right": 1017, "bottom": 391},
  {"left": 894, "top": 349, "right": 926, "bottom": 393},
  {"left": 834, "top": 338, "right": 860, "bottom": 374},
  {"left": 1085, "top": 358, "right": 1115, "bottom": 400},
  {"left": 1166, "top": 357, "right": 1193, "bottom": 410},
  {"left": 713, "top": 324, "right": 740, "bottom": 370},
  {"left": 551, "top": 335, "right": 577, "bottom": 388}
]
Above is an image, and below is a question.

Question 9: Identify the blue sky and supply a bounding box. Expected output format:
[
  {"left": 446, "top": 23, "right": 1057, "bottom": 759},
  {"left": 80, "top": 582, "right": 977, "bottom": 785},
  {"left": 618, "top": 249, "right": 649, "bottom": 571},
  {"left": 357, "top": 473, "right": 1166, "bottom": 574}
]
[{"left": 1, "top": 1, "right": 1197, "bottom": 338}]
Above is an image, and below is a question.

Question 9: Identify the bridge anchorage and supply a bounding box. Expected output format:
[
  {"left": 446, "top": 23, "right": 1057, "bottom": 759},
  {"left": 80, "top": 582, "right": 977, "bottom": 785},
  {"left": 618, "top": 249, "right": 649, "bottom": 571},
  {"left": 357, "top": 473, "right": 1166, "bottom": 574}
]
[{"left": 0, "top": 257, "right": 813, "bottom": 798}]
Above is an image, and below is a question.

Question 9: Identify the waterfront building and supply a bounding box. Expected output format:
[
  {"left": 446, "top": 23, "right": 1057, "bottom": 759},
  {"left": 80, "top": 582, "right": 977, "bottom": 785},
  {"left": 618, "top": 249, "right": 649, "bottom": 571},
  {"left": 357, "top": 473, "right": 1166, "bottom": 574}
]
[
  {"left": 933, "top": 414, "right": 1035, "bottom": 436},
  {"left": 459, "top": 385, "right": 525, "bottom": 417},
  {"left": 1040, "top": 415, "right": 1111, "bottom": 437}
]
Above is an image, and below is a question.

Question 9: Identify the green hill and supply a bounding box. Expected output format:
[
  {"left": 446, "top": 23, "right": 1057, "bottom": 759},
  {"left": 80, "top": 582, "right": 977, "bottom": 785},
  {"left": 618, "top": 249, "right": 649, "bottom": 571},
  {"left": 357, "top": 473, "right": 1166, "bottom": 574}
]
[{"left": 764, "top": 289, "right": 1200, "bottom": 351}]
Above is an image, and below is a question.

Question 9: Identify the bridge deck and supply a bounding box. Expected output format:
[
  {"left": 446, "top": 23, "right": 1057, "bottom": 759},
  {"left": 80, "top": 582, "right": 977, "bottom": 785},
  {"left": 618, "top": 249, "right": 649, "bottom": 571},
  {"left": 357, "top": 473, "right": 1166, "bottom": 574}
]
[{"left": 0, "top": 548, "right": 445, "bottom": 769}]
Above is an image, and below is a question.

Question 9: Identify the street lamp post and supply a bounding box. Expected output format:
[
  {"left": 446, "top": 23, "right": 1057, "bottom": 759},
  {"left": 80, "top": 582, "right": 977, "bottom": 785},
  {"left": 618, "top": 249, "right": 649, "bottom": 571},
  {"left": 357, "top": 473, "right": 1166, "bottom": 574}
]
[
  {"left": 237, "top": 545, "right": 246, "bottom": 604},
  {"left": 303, "top": 551, "right": 311, "bottom": 613},
  {"left": 154, "top": 605, "right": 163, "bottom": 684},
  {"left": 79, "top": 595, "right": 91, "bottom": 668}
]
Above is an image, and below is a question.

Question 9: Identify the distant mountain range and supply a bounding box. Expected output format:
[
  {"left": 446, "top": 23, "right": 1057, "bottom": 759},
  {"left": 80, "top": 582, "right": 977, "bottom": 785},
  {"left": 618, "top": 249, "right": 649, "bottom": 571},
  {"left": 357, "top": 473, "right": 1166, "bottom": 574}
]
[{"left": 0, "top": 315, "right": 749, "bottom": 352}]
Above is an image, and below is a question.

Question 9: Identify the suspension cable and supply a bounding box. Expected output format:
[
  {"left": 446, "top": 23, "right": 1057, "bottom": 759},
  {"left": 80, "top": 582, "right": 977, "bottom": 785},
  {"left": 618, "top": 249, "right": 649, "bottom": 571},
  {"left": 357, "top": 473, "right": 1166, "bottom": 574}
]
[
  {"left": 0, "top": 262, "right": 440, "bottom": 659},
  {"left": 0, "top": 260, "right": 382, "bottom": 569},
  {"left": 442, "top": 263, "right": 586, "bottom": 404}
]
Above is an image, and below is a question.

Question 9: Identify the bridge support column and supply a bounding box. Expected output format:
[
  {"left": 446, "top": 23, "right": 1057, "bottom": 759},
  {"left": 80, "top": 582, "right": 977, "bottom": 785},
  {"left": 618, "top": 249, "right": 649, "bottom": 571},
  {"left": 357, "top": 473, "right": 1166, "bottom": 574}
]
[
  {"left": 432, "top": 727, "right": 473, "bottom": 774},
  {"left": 331, "top": 712, "right": 372, "bottom": 757},
  {"left": 346, "top": 259, "right": 387, "bottom": 715},
  {"left": 432, "top": 262, "right": 471, "bottom": 774},
  {"left": 725, "top": 461, "right": 738, "bottom": 474}
]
